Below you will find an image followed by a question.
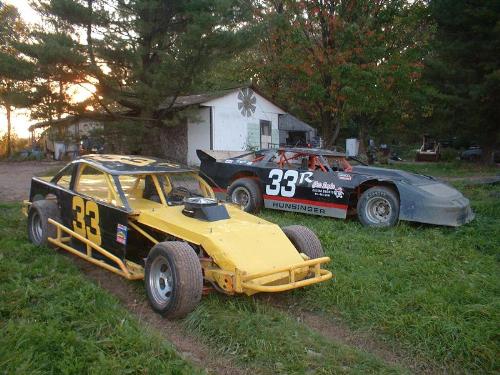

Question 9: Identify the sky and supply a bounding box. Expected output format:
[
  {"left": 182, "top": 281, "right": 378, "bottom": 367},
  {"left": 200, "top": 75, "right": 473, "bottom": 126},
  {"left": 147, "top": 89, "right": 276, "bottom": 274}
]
[
  {"left": 1, "top": 1, "right": 40, "bottom": 138},
  {"left": 1, "top": 0, "right": 92, "bottom": 138}
]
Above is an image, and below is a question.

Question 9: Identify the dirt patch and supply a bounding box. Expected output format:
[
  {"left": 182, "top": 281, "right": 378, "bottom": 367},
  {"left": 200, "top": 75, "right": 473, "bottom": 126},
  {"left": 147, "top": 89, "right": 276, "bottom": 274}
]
[
  {"left": 69, "top": 255, "right": 248, "bottom": 375},
  {"left": 0, "top": 161, "right": 64, "bottom": 202},
  {"left": 261, "top": 295, "right": 443, "bottom": 374},
  {"left": 70, "top": 253, "right": 422, "bottom": 374},
  {"left": 296, "top": 310, "right": 439, "bottom": 374}
]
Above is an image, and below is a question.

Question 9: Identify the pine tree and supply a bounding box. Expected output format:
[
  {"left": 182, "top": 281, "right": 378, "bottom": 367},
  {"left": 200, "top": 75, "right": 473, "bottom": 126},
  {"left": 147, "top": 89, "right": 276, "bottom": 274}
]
[
  {"left": 24, "top": 0, "right": 256, "bottom": 152},
  {"left": 425, "top": 0, "right": 500, "bottom": 161},
  {"left": 0, "top": 2, "right": 35, "bottom": 157}
]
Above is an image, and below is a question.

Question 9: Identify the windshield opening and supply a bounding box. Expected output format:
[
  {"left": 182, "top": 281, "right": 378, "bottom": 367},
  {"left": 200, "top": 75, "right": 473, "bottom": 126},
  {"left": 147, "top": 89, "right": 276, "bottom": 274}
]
[
  {"left": 118, "top": 172, "right": 214, "bottom": 209},
  {"left": 324, "top": 156, "right": 352, "bottom": 172}
]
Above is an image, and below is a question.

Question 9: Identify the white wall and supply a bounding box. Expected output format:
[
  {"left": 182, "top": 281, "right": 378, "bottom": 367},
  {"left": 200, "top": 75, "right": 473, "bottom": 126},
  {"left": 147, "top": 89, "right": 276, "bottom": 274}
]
[
  {"left": 187, "top": 106, "right": 211, "bottom": 165},
  {"left": 202, "top": 89, "right": 285, "bottom": 151}
]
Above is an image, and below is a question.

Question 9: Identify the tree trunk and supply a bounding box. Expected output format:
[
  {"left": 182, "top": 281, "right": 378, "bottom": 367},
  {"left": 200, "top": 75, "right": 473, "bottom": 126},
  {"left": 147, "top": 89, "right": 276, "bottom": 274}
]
[
  {"left": 320, "top": 110, "right": 340, "bottom": 149},
  {"left": 358, "top": 121, "right": 370, "bottom": 156},
  {"left": 6, "top": 105, "right": 12, "bottom": 158},
  {"left": 481, "top": 143, "right": 495, "bottom": 164},
  {"left": 332, "top": 119, "right": 340, "bottom": 146},
  {"left": 58, "top": 79, "right": 63, "bottom": 120}
]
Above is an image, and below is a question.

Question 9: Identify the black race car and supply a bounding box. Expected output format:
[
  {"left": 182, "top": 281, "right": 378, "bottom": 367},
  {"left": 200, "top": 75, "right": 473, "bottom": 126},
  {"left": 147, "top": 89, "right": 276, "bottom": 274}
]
[{"left": 197, "top": 148, "right": 475, "bottom": 227}]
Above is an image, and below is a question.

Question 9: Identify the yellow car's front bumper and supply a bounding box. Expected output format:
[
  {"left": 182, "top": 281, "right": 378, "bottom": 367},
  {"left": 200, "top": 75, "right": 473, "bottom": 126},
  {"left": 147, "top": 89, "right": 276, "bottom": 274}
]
[{"left": 238, "top": 257, "right": 333, "bottom": 294}]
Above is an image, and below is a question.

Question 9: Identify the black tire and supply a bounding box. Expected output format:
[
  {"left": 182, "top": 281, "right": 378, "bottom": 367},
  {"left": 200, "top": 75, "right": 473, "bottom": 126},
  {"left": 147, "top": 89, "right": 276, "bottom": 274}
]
[
  {"left": 27, "top": 199, "right": 60, "bottom": 247},
  {"left": 227, "top": 178, "right": 263, "bottom": 213},
  {"left": 145, "top": 241, "right": 203, "bottom": 319},
  {"left": 282, "top": 225, "right": 324, "bottom": 259},
  {"left": 357, "top": 186, "right": 399, "bottom": 227}
]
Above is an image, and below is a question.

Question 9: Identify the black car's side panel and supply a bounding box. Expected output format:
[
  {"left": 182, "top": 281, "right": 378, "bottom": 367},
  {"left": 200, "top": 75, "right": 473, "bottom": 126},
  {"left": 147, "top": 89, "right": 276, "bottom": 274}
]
[
  {"left": 199, "top": 158, "right": 358, "bottom": 219},
  {"left": 29, "top": 178, "right": 130, "bottom": 260}
]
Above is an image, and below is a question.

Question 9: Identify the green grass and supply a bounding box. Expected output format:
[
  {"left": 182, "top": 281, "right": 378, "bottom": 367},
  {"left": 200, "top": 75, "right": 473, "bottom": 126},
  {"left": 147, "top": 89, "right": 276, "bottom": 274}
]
[
  {"left": 0, "top": 205, "right": 403, "bottom": 374},
  {"left": 259, "top": 182, "right": 500, "bottom": 373},
  {"left": 0, "top": 203, "right": 198, "bottom": 375},
  {"left": 384, "top": 160, "right": 498, "bottom": 177},
  {"left": 1, "top": 161, "right": 498, "bottom": 374}
]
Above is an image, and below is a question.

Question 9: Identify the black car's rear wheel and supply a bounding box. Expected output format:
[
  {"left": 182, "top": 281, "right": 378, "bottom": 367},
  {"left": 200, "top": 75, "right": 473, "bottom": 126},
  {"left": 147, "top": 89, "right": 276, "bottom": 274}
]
[
  {"left": 145, "top": 241, "right": 203, "bottom": 319},
  {"left": 27, "top": 200, "right": 60, "bottom": 247},
  {"left": 357, "top": 186, "right": 399, "bottom": 227},
  {"left": 227, "top": 178, "right": 263, "bottom": 213}
]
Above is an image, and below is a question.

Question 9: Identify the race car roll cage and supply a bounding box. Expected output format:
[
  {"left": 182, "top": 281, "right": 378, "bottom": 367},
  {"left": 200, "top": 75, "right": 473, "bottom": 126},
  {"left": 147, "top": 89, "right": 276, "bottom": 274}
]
[
  {"left": 229, "top": 149, "right": 353, "bottom": 173},
  {"left": 50, "top": 163, "right": 215, "bottom": 213}
]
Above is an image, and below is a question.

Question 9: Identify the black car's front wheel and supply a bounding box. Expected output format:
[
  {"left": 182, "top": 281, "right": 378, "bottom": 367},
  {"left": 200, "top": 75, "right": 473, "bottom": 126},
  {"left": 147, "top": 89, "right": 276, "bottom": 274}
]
[
  {"left": 227, "top": 178, "right": 263, "bottom": 213},
  {"left": 145, "top": 241, "right": 203, "bottom": 319},
  {"left": 357, "top": 186, "right": 399, "bottom": 227}
]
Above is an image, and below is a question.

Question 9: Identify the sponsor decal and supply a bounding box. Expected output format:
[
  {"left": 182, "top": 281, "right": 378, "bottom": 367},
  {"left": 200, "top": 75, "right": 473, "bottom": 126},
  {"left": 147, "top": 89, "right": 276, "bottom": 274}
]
[
  {"left": 224, "top": 159, "right": 252, "bottom": 165},
  {"left": 338, "top": 173, "right": 352, "bottom": 181},
  {"left": 263, "top": 195, "right": 348, "bottom": 218},
  {"left": 311, "top": 180, "right": 344, "bottom": 199},
  {"left": 333, "top": 186, "right": 344, "bottom": 199},
  {"left": 312, "top": 181, "right": 336, "bottom": 190},
  {"left": 116, "top": 224, "right": 128, "bottom": 245},
  {"left": 271, "top": 201, "right": 326, "bottom": 215}
]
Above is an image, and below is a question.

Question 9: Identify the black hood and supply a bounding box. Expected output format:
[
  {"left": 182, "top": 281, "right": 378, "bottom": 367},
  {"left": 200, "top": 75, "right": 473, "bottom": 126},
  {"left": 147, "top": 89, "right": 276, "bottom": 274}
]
[{"left": 351, "top": 166, "right": 437, "bottom": 185}]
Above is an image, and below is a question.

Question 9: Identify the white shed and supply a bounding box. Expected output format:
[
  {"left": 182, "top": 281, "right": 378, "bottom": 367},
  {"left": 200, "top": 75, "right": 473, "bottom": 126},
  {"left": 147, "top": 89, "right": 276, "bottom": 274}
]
[{"left": 160, "top": 87, "right": 287, "bottom": 165}]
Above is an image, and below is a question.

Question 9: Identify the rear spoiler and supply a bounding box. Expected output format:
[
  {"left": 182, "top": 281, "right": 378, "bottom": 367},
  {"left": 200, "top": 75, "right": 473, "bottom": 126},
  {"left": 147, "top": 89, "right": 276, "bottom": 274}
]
[
  {"left": 197, "top": 149, "right": 250, "bottom": 163},
  {"left": 196, "top": 149, "right": 216, "bottom": 163}
]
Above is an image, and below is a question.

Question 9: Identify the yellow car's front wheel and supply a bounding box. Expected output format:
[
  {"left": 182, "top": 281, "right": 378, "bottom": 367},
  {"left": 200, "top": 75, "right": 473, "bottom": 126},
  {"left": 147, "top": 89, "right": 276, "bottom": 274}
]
[{"left": 145, "top": 241, "right": 203, "bottom": 319}]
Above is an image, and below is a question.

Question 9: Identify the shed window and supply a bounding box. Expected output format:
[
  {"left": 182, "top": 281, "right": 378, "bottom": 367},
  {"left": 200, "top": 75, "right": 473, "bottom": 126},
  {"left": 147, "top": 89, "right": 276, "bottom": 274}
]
[{"left": 260, "top": 120, "right": 271, "bottom": 136}]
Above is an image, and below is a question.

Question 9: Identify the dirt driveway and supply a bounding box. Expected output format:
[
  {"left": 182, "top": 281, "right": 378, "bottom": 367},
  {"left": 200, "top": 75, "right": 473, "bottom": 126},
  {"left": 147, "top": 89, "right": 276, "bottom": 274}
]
[{"left": 0, "top": 161, "right": 64, "bottom": 202}]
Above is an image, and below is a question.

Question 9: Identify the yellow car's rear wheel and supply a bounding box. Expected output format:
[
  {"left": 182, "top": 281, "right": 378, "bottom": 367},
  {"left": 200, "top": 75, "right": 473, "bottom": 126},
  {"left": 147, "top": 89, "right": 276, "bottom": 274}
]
[
  {"left": 145, "top": 241, "right": 203, "bottom": 319},
  {"left": 27, "top": 200, "right": 60, "bottom": 247}
]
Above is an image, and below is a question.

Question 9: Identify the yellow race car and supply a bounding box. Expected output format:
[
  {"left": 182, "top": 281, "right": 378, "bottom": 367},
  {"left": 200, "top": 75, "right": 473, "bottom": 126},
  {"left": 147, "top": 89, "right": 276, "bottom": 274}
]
[{"left": 24, "top": 154, "right": 332, "bottom": 318}]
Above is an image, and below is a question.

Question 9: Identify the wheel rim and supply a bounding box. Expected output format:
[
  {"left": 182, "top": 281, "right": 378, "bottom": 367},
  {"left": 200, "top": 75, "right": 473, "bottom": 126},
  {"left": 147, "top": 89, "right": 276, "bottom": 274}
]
[
  {"left": 231, "top": 187, "right": 250, "bottom": 208},
  {"left": 148, "top": 256, "right": 173, "bottom": 307},
  {"left": 30, "top": 211, "right": 43, "bottom": 243},
  {"left": 365, "top": 196, "right": 392, "bottom": 223}
]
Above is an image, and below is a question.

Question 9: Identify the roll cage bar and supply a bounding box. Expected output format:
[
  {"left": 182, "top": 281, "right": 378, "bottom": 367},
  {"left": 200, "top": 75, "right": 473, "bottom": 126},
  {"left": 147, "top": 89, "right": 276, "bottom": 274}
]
[
  {"left": 226, "top": 149, "right": 353, "bottom": 172},
  {"left": 50, "top": 161, "right": 214, "bottom": 213}
]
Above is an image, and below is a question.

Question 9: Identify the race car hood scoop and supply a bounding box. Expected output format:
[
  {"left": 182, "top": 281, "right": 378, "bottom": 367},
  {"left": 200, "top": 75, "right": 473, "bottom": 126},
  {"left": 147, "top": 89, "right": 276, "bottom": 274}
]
[{"left": 182, "top": 197, "right": 230, "bottom": 222}]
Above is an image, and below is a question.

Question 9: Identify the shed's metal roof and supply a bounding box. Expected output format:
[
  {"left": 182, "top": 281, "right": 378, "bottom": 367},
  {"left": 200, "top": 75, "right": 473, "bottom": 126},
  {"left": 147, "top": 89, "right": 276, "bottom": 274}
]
[
  {"left": 158, "top": 88, "right": 239, "bottom": 110},
  {"left": 278, "top": 114, "right": 315, "bottom": 132}
]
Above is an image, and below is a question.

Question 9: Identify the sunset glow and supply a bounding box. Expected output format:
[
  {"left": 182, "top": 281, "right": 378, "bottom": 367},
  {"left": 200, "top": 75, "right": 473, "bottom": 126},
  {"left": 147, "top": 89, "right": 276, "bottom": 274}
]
[
  {"left": 67, "top": 83, "right": 97, "bottom": 104},
  {"left": 1, "top": 0, "right": 96, "bottom": 139}
]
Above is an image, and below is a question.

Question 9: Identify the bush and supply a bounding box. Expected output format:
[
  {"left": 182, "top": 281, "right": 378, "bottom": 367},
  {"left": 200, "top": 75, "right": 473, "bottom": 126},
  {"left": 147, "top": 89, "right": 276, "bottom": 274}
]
[{"left": 439, "top": 147, "right": 459, "bottom": 162}]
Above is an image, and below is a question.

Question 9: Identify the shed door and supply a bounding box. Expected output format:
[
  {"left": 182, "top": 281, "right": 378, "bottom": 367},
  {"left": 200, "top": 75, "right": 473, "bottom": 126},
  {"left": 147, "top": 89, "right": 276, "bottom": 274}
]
[
  {"left": 260, "top": 120, "right": 272, "bottom": 148},
  {"left": 187, "top": 108, "right": 211, "bottom": 166}
]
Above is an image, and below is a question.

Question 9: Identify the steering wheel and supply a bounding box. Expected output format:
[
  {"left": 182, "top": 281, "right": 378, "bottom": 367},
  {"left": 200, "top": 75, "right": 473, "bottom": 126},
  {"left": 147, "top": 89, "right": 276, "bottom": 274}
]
[
  {"left": 166, "top": 186, "right": 202, "bottom": 205},
  {"left": 165, "top": 187, "right": 189, "bottom": 206},
  {"left": 171, "top": 186, "right": 192, "bottom": 196}
]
